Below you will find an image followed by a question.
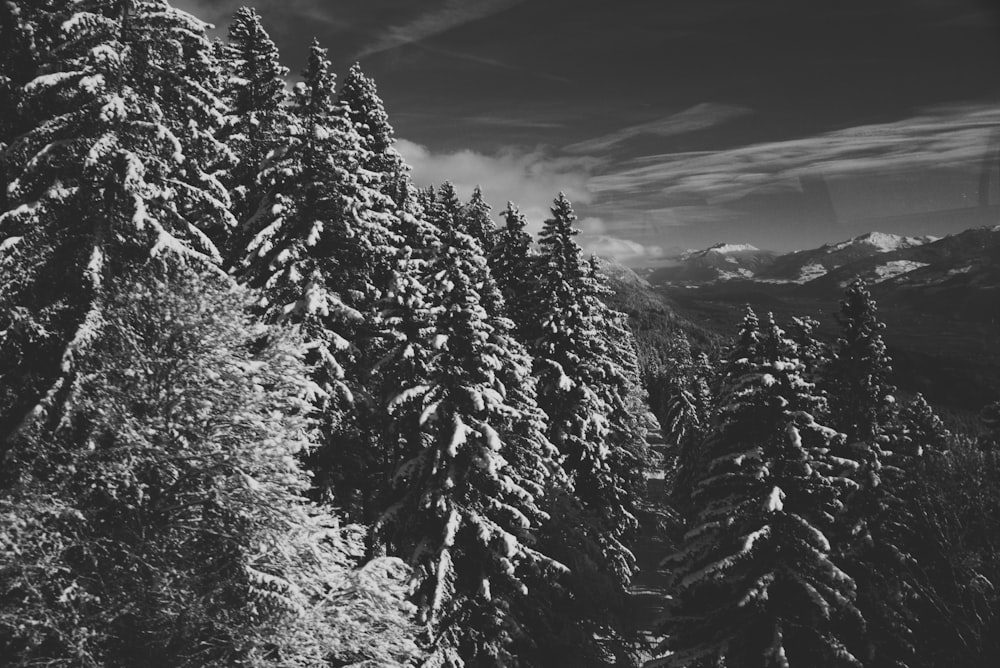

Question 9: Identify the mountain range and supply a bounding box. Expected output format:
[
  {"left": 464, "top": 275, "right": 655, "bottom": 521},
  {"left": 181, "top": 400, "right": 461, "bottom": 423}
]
[
  {"left": 611, "top": 225, "right": 1000, "bottom": 414},
  {"left": 642, "top": 227, "right": 1000, "bottom": 296}
]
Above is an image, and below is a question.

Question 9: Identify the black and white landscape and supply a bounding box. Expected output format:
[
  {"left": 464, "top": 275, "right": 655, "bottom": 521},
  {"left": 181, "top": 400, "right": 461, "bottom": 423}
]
[{"left": 1, "top": 2, "right": 999, "bottom": 667}]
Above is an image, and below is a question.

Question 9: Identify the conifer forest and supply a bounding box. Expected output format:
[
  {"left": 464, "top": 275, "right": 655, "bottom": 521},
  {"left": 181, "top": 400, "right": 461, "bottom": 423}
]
[{"left": 2, "top": 2, "right": 1000, "bottom": 667}]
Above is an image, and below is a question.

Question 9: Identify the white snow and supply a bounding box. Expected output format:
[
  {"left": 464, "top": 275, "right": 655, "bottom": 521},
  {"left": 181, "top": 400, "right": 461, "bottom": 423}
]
[
  {"left": 871, "top": 260, "right": 928, "bottom": 282},
  {"left": 830, "top": 231, "right": 938, "bottom": 253},
  {"left": 765, "top": 486, "right": 785, "bottom": 512},
  {"left": 741, "top": 526, "right": 771, "bottom": 553},
  {"left": 716, "top": 267, "right": 755, "bottom": 281},
  {"left": 387, "top": 384, "right": 430, "bottom": 414},
  {"left": 0, "top": 236, "right": 23, "bottom": 253},
  {"left": 447, "top": 417, "right": 468, "bottom": 456},
  {"left": 796, "top": 263, "right": 827, "bottom": 283},
  {"left": 706, "top": 243, "right": 760, "bottom": 254}
]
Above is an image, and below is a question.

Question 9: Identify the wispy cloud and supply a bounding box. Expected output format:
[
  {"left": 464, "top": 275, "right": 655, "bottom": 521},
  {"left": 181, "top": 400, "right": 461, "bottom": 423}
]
[
  {"left": 170, "top": 0, "right": 354, "bottom": 32},
  {"left": 395, "top": 39, "right": 570, "bottom": 83},
  {"left": 580, "top": 232, "right": 665, "bottom": 263},
  {"left": 564, "top": 103, "right": 753, "bottom": 154},
  {"left": 462, "top": 115, "right": 566, "bottom": 129},
  {"left": 358, "top": 0, "right": 528, "bottom": 58},
  {"left": 396, "top": 139, "right": 598, "bottom": 231},
  {"left": 588, "top": 103, "right": 1000, "bottom": 204}
]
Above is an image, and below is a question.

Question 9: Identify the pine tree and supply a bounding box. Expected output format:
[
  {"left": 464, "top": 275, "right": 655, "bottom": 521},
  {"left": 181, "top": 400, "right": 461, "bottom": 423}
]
[
  {"left": 0, "top": 0, "right": 228, "bottom": 455},
  {"left": 585, "top": 255, "right": 649, "bottom": 553},
  {"left": 651, "top": 333, "right": 714, "bottom": 520},
  {"left": 893, "top": 393, "right": 950, "bottom": 457},
  {"left": 657, "top": 311, "right": 861, "bottom": 668},
  {"left": 487, "top": 201, "right": 535, "bottom": 331},
  {"left": 828, "top": 279, "right": 894, "bottom": 446},
  {"left": 232, "top": 40, "right": 401, "bottom": 522},
  {"left": 524, "top": 194, "right": 644, "bottom": 578},
  {"left": 462, "top": 186, "right": 498, "bottom": 253},
  {"left": 787, "top": 315, "right": 828, "bottom": 385},
  {"left": 338, "top": 61, "right": 409, "bottom": 203},
  {"left": 218, "top": 6, "right": 288, "bottom": 228},
  {"left": 826, "top": 279, "right": 921, "bottom": 668},
  {"left": 375, "top": 227, "right": 566, "bottom": 666},
  {"left": 430, "top": 181, "right": 466, "bottom": 235},
  {"left": 497, "top": 193, "right": 649, "bottom": 662}
]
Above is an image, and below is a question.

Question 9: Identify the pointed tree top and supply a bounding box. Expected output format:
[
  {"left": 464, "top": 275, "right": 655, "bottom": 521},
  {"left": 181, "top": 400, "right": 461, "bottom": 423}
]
[{"left": 501, "top": 201, "right": 527, "bottom": 231}]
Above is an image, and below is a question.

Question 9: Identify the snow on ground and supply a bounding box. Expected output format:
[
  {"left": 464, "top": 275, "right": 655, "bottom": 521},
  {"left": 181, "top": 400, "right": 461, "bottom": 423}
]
[
  {"left": 716, "top": 267, "right": 756, "bottom": 281},
  {"left": 871, "top": 260, "right": 928, "bottom": 282},
  {"left": 707, "top": 243, "right": 759, "bottom": 254},
  {"left": 796, "top": 263, "right": 827, "bottom": 283}
]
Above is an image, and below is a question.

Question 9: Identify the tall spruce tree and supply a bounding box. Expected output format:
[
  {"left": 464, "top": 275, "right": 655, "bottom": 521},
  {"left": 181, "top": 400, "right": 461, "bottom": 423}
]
[
  {"left": 495, "top": 193, "right": 649, "bottom": 663},
  {"left": 375, "top": 227, "right": 566, "bottom": 666},
  {"left": 462, "top": 186, "right": 498, "bottom": 253},
  {"left": 218, "top": 6, "right": 288, "bottom": 228},
  {"left": 826, "top": 278, "right": 921, "bottom": 668},
  {"left": 232, "top": 40, "right": 401, "bottom": 522},
  {"left": 0, "top": 0, "right": 230, "bottom": 454},
  {"left": 428, "top": 181, "right": 465, "bottom": 235},
  {"left": 338, "top": 61, "right": 409, "bottom": 203},
  {"left": 523, "top": 193, "right": 644, "bottom": 580},
  {"left": 487, "top": 201, "right": 535, "bottom": 330},
  {"left": 652, "top": 334, "right": 714, "bottom": 521},
  {"left": 657, "top": 311, "right": 860, "bottom": 668}
]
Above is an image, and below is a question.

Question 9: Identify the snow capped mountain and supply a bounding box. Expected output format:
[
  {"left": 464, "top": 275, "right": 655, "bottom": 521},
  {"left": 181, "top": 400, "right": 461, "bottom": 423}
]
[
  {"left": 755, "top": 231, "right": 938, "bottom": 284},
  {"left": 830, "top": 231, "right": 938, "bottom": 253},
  {"left": 810, "top": 226, "right": 1000, "bottom": 292},
  {"left": 692, "top": 242, "right": 761, "bottom": 256},
  {"left": 646, "top": 229, "right": 995, "bottom": 289},
  {"left": 648, "top": 242, "right": 777, "bottom": 285}
]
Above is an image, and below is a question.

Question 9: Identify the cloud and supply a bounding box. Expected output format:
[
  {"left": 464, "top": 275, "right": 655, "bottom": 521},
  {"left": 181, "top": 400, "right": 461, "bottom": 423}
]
[
  {"left": 358, "top": 0, "right": 527, "bottom": 58},
  {"left": 579, "top": 233, "right": 665, "bottom": 263},
  {"left": 588, "top": 103, "right": 1000, "bottom": 204},
  {"left": 170, "top": 0, "right": 354, "bottom": 32},
  {"left": 396, "top": 139, "right": 598, "bottom": 230},
  {"left": 564, "top": 103, "right": 753, "bottom": 154}
]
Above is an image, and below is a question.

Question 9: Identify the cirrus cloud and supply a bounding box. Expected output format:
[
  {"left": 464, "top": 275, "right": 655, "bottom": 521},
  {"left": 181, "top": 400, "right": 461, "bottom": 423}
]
[{"left": 589, "top": 103, "right": 1000, "bottom": 205}]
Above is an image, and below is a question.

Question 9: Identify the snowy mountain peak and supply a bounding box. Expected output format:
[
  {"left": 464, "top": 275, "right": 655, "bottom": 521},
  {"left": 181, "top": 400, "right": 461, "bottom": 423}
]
[
  {"left": 830, "top": 231, "right": 937, "bottom": 253},
  {"left": 705, "top": 242, "right": 760, "bottom": 254}
]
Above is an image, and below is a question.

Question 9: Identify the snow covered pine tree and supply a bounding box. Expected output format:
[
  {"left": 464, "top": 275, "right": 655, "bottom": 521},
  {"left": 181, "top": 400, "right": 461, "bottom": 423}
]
[
  {"left": 375, "top": 218, "right": 566, "bottom": 666},
  {"left": 0, "top": 5, "right": 418, "bottom": 665},
  {"left": 656, "top": 310, "right": 861, "bottom": 668}
]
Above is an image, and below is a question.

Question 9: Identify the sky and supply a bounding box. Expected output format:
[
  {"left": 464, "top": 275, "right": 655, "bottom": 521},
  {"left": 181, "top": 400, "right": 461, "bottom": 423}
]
[{"left": 175, "top": 0, "right": 1000, "bottom": 263}]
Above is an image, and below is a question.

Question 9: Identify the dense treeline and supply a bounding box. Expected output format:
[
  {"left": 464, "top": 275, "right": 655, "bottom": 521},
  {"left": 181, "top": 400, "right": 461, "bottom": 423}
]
[
  {"left": 648, "top": 280, "right": 1000, "bottom": 668},
  {"left": 0, "top": 3, "right": 646, "bottom": 666},
  {"left": 2, "top": 3, "right": 1000, "bottom": 668}
]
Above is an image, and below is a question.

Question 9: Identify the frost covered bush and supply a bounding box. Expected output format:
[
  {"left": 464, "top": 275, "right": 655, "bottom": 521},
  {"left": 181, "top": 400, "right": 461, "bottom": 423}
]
[{"left": 0, "top": 269, "right": 421, "bottom": 667}]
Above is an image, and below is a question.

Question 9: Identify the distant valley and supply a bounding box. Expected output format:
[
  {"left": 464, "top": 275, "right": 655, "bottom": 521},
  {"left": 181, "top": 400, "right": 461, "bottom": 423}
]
[{"left": 614, "top": 226, "right": 1000, "bottom": 414}]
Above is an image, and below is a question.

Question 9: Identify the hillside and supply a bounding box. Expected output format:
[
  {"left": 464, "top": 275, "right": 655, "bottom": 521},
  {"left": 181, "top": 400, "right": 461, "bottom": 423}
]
[
  {"left": 645, "top": 243, "right": 778, "bottom": 285},
  {"left": 809, "top": 225, "right": 1000, "bottom": 297},
  {"left": 756, "top": 231, "right": 937, "bottom": 284}
]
